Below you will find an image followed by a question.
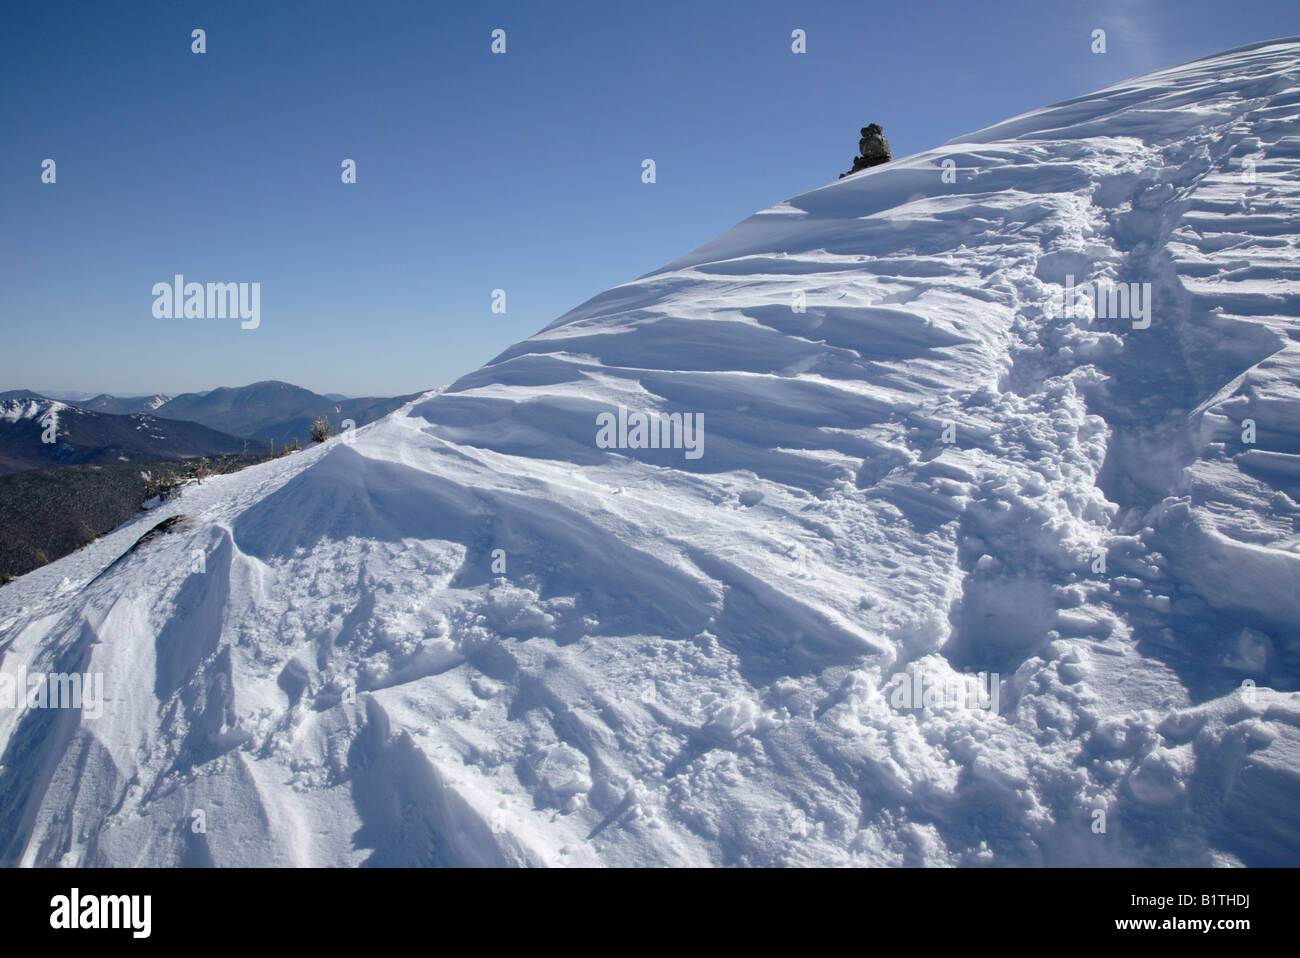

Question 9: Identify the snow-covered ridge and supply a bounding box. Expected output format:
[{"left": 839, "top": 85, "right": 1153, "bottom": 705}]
[
  {"left": 0, "top": 398, "right": 66, "bottom": 424},
  {"left": 2, "top": 39, "right": 1299, "bottom": 867}
]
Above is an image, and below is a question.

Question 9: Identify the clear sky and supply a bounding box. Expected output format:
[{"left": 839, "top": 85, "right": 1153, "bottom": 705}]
[{"left": 3, "top": 0, "right": 1298, "bottom": 398}]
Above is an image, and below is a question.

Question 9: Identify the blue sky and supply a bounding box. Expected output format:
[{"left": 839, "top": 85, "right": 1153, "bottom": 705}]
[{"left": 3, "top": 0, "right": 1298, "bottom": 398}]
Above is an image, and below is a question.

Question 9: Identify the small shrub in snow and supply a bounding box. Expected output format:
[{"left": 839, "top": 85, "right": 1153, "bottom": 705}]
[{"left": 310, "top": 416, "right": 333, "bottom": 443}]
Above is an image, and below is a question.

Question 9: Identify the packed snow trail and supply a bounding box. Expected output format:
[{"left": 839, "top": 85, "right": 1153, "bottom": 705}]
[{"left": 2, "top": 38, "right": 1299, "bottom": 866}]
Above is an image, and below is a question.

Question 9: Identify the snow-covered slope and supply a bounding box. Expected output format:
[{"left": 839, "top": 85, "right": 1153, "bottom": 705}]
[{"left": 3, "top": 38, "right": 1299, "bottom": 867}]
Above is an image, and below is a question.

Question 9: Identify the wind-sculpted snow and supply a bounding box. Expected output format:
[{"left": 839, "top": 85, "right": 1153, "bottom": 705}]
[{"left": 3, "top": 38, "right": 1300, "bottom": 867}]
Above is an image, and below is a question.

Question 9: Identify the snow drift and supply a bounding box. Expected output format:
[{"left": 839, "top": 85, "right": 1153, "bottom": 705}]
[{"left": 2, "top": 38, "right": 1299, "bottom": 867}]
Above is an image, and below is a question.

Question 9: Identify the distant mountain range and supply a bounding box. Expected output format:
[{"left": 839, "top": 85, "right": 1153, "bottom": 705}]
[
  {"left": 72, "top": 393, "right": 173, "bottom": 416},
  {"left": 0, "top": 393, "right": 248, "bottom": 475},
  {"left": 0, "top": 381, "right": 423, "bottom": 475},
  {"left": 153, "top": 380, "right": 421, "bottom": 447}
]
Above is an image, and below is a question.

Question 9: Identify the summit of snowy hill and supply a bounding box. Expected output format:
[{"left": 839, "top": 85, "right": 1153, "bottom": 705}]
[{"left": 3, "top": 38, "right": 1299, "bottom": 867}]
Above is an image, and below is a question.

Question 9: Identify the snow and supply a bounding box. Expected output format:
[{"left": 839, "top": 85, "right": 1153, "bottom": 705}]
[
  {"left": 2, "top": 38, "right": 1300, "bottom": 867},
  {"left": 0, "top": 398, "right": 64, "bottom": 425}
]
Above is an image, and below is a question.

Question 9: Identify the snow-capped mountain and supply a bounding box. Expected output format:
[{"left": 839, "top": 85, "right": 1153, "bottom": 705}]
[
  {"left": 0, "top": 395, "right": 247, "bottom": 475},
  {"left": 2, "top": 38, "right": 1298, "bottom": 867},
  {"left": 72, "top": 394, "right": 173, "bottom": 416}
]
